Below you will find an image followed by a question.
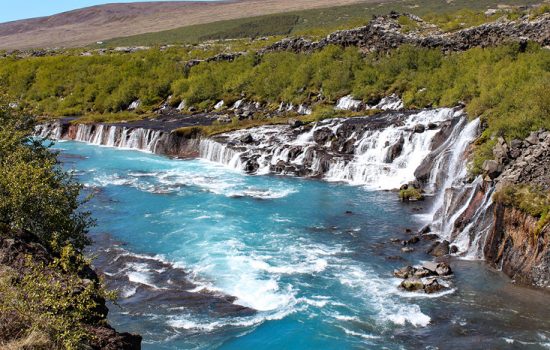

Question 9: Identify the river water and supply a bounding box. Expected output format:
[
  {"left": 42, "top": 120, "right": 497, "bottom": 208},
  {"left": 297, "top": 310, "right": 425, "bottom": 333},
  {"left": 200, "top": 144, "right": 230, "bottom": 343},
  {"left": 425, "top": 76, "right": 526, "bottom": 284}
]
[{"left": 53, "top": 140, "right": 550, "bottom": 350}]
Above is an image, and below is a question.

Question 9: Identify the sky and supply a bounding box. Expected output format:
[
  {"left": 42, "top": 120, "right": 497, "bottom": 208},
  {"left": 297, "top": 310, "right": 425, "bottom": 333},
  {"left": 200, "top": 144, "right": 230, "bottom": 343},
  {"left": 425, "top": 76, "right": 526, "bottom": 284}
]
[{"left": 0, "top": 0, "right": 215, "bottom": 23}]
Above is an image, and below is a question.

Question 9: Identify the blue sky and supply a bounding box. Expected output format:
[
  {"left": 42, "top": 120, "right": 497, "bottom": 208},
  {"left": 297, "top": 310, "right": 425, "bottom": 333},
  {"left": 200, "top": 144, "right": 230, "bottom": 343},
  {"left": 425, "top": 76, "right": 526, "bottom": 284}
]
[{"left": 0, "top": 0, "right": 214, "bottom": 23}]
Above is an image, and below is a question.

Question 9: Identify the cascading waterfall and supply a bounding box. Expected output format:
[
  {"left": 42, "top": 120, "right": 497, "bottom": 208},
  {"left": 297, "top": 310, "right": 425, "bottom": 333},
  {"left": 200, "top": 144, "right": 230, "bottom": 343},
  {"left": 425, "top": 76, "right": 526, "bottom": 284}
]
[
  {"left": 197, "top": 108, "right": 494, "bottom": 257},
  {"left": 37, "top": 107, "right": 492, "bottom": 258},
  {"left": 38, "top": 122, "right": 165, "bottom": 154},
  {"left": 199, "top": 108, "right": 468, "bottom": 190}
]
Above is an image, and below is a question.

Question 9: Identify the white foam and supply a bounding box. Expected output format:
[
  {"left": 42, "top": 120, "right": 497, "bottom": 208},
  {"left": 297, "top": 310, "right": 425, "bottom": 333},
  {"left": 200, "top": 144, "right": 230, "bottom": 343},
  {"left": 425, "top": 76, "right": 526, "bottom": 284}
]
[{"left": 338, "top": 326, "right": 381, "bottom": 340}]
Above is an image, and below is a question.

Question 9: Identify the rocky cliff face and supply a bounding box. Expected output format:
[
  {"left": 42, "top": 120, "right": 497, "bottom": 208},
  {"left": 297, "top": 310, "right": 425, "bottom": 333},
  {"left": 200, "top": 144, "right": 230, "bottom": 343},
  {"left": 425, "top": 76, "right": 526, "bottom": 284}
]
[
  {"left": 435, "top": 129, "right": 550, "bottom": 288},
  {"left": 484, "top": 204, "right": 549, "bottom": 288}
]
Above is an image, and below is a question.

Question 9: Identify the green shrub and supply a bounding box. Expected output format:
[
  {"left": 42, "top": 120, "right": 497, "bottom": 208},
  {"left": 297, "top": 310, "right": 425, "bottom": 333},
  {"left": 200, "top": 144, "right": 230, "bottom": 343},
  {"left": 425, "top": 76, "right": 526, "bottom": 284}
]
[
  {"left": 0, "top": 108, "right": 93, "bottom": 251},
  {"left": 0, "top": 246, "right": 116, "bottom": 349}
]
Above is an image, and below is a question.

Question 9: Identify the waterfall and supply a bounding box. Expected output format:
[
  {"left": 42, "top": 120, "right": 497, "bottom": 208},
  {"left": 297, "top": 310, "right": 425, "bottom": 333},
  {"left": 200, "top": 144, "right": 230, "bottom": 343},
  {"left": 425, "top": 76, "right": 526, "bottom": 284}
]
[
  {"left": 198, "top": 108, "right": 474, "bottom": 190},
  {"left": 199, "top": 139, "right": 243, "bottom": 168},
  {"left": 39, "top": 122, "right": 166, "bottom": 154}
]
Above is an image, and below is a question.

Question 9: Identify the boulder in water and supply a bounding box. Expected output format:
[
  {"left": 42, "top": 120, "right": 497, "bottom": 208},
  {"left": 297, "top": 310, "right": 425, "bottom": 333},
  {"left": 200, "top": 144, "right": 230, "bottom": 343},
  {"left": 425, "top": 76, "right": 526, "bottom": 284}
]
[
  {"left": 423, "top": 261, "right": 452, "bottom": 276},
  {"left": 313, "top": 127, "right": 333, "bottom": 144},
  {"left": 400, "top": 277, "right": 424, "bottom": 291},
  {"left": 413, "top": 268, "right": 432, "bottom": 278},
  {"left": 394, "top": 266, "right": 415, "bottom": 278},
  {"left": 385, "top": 134, "right": 405, "bottom": 163},
  {"left": 240, "top": 133, "right": 254, "bottom": 144},
  {"left": 428, "top": 240, "right": 450, "bottom": 257},
  {"left": 414, "top": 124, "right": 426, "bottom": 133},
  {"left": 423, "top": 278, "right": 443, "bottom": 294}
]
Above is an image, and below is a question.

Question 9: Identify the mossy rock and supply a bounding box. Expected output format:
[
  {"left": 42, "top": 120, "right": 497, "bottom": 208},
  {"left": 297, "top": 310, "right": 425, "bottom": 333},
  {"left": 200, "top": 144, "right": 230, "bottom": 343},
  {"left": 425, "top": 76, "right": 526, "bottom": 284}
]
[{"left": 399, "top": 187, "right": 424, "bottom": 202}]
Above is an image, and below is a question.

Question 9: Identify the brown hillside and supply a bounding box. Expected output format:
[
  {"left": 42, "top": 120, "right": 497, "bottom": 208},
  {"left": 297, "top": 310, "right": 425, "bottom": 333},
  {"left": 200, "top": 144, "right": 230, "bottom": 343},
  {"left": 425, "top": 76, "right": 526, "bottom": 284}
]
[{"left": 0, "top": 0, "right": 374, "bottom": 50}]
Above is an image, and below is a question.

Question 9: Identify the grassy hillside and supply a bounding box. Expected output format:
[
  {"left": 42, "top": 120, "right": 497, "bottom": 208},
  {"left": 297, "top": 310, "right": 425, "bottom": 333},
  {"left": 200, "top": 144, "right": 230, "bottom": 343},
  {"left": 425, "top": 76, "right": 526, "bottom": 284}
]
[{"left": 102, "top": 0, "right": 542, "bottom": 46}]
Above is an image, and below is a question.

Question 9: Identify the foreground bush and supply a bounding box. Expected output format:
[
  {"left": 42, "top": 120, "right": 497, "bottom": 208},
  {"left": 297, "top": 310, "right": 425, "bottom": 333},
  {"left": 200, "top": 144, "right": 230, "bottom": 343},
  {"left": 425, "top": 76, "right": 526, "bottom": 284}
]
[
  {"left": 0, "top": 106, "right": 92, "bottom": 251},
  {"left": 0, "top": 245, "right": 116, "bottom": 349}
]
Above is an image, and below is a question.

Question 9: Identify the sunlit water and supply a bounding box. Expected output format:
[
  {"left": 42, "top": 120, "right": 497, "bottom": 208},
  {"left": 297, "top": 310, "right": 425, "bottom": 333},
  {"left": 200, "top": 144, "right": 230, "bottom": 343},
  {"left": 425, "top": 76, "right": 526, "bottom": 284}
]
[{"left": 53, "top": 141, "right": 550, "bottom": 350}]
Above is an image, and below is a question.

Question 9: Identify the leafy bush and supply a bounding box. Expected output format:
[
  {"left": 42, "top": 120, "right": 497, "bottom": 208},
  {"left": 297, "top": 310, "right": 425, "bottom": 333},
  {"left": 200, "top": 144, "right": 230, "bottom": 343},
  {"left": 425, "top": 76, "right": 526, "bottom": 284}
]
[
  {"left": 0, "top": 107, "right": 92, "bottom": 251},
  {"left": 0, "top": 246, "right": 116, "bottom": 349}
]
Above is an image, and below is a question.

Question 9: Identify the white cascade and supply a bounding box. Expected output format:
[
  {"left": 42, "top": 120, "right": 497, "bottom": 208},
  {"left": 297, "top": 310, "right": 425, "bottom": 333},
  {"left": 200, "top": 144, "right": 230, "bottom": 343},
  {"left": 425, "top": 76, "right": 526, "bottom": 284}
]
[
  {"left": 199, "top": 108, "right": 473, "bottom": 190},
  {"left": 39, "top": 122, "right": 165, "bottom": 154}
]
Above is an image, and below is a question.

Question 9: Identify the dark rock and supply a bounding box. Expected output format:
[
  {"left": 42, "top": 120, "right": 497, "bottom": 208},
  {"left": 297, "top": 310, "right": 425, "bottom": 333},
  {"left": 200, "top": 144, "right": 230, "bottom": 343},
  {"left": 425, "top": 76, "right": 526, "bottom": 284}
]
[
  {"left": 435, "top": 262, "right": 453, "bottom": 276},
  {"left": 423, "top": 261, "right": 452, "bottom": 276},
  {"left": 482, "top": 159, "right": 501, "bottom": 179},
  {"left": 288, "top": 119, "right": 304, "bottom": 128},
  {"left": 313, "top": 127, "right": 333, "bottom": 144},
  {"left": 243, "top": 159, "right": 259, "bottom": 173},
  {"left": 394, "top": 266, "right": 414, "bottom": 278},
  {"left": 423, "top": 278, "right": 443, "bottom": 294},
  {"left": 422, "top": 261, "right": 438, "bottom": 273},
  {"left": 419, "top": 225, "right": 431, "bottom": 235},
  {"left": 427, "top": 122, "right": 437, "bottom": 130},
  {"left": 422, "top": 234, "right": 438, "bottom": 241},
  {"left": 413, "top": 268, "right": 432, "bottom": 278},
  {"left": 240, "top": 133, "right": 254, "bottom": 144},
  {"left": 413, "top": 124, "right": 426, "bottom": 133},
  {"left": 385, "top": 134, "right": 404, "bottom": 162},
  {"left": 428, "top": 240, "right": 450, "bottom": 257},
  {"left": 450, "top": 245, "right": 459, "bottom": 254},
  {"left": 405, "top": 236, "right": 420, "bottom": 245}
]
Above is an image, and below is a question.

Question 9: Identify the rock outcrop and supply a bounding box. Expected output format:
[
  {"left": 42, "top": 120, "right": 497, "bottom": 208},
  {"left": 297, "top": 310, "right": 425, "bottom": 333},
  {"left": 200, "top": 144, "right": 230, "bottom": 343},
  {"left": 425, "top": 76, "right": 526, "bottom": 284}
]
[
  {"left": 261, "top": 12, "right": 550, "bottom": 54},
  {"left": 433, "top": 129, "right": 550, "bottom": 288}
]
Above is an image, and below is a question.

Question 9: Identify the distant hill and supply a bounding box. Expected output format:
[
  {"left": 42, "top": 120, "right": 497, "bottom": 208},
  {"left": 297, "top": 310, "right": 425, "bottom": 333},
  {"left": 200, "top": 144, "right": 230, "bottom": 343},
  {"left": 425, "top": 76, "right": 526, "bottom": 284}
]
[{"left": 0, "top": 0, "right": 371, "bottom": 50}]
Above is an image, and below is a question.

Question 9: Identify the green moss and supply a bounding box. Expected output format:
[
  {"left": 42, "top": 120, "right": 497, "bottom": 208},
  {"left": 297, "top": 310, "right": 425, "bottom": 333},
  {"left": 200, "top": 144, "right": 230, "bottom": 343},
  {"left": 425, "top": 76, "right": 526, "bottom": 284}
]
[{"left": 399, "top": 187, "right": 424, "bottom": 201}]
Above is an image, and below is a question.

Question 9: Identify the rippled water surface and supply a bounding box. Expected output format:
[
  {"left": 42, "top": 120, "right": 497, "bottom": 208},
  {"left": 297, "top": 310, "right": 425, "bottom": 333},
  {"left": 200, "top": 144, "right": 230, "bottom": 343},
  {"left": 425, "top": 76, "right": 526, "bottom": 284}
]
[{"left": 54, "top": 141, "right": 550, "bottom": 350}]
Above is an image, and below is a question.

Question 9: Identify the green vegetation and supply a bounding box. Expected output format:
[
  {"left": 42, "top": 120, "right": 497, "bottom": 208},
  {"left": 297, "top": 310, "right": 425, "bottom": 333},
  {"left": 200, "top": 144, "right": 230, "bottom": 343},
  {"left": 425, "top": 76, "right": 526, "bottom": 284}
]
[
  {"left": 399, "top": 187, "right": 424, "bottom": 201},
  {"left": 1, "top": 10, "right": 548, "bottom": 171},
  {"left": 494, "top": 184, "right": 550, "bottom": 237},
  {"left": 0, "top": 105, "right": 115, "bottom": 349},
  {"left": 0, "top": 247, "right": 116, "bottom": 349},
  {"left": 0, "top": 107, "right": 92, "bottom": 250}
]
